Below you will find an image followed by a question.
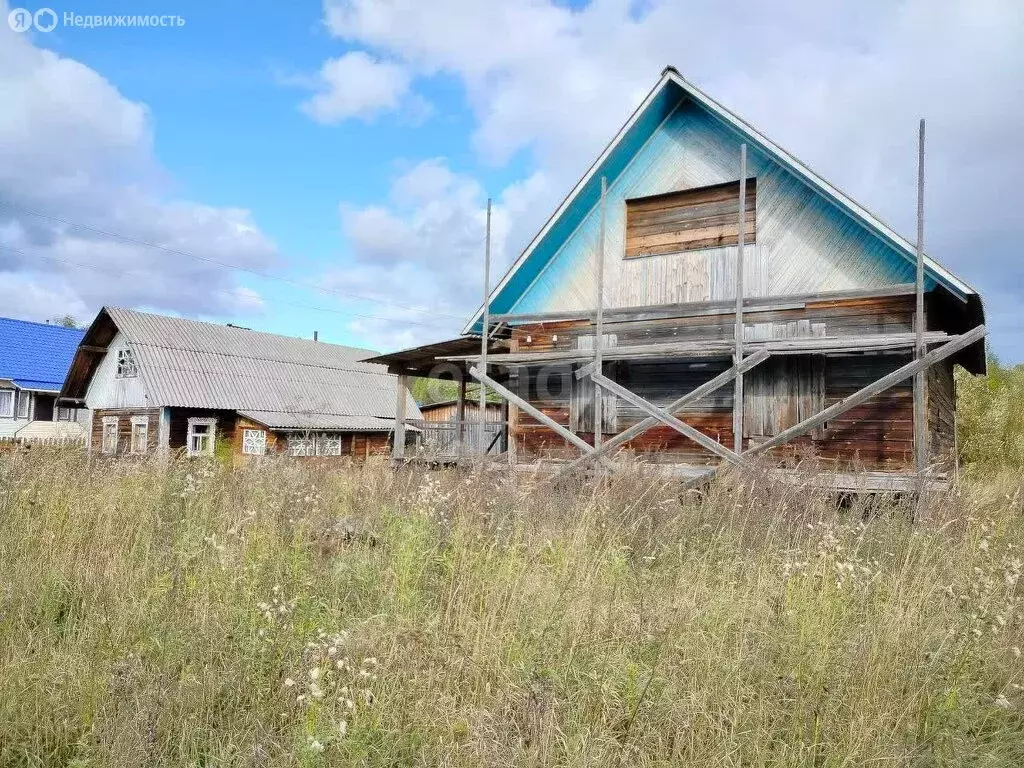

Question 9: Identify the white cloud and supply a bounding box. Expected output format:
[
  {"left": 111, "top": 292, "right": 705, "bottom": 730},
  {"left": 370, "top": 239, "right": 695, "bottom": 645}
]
[
  {"left": 318, "top": 0, "right": 1024, "bottom": 359},
  {"left": 301, "top": 51, "right": 413, "bottom": 124},
  {"left": 325, "top": 158, "right": 549, "bottom": 349},
  {"left": 0, "top": 4, "right": 277, "bottom": 326}
]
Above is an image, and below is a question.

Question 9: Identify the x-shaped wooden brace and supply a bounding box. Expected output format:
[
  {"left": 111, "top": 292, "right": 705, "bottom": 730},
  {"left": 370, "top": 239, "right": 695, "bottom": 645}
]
[
  {"left": 679, "top": 324, "right": 987, "bottom": 487},
  {"left": 556, "top": 348, "right": 771, "bottom": 477}
]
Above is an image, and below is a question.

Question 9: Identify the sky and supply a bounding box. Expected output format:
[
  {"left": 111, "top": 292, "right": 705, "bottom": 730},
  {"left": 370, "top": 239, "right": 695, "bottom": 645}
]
[{"left": 1, "top": 0, "right": 1021, "bottom": 362}]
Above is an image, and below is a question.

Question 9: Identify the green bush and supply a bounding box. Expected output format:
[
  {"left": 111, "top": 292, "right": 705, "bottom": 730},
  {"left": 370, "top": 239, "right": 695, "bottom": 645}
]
[{"left": 957, "top": 358, "right": 1024, "bottom": 471}]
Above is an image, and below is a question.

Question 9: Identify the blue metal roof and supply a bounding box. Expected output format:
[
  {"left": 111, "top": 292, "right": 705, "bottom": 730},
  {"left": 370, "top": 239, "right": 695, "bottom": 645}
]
[{"left": 0, "top": 317, "right": 85, "bottom": 391}]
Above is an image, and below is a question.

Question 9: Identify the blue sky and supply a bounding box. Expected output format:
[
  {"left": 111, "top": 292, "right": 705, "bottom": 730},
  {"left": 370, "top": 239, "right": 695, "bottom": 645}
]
[{"left": 1, "top": 0, "right": 1022, "bottom": 361}]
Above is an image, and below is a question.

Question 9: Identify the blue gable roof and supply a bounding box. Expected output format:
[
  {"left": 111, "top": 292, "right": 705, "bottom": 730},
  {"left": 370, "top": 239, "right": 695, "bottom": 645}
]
[
  {"left": 0, "top": 317, "right": 86, "bottom": 392},
  {"left": 465, "top": 68, "right": 980, "bottom": 333}
]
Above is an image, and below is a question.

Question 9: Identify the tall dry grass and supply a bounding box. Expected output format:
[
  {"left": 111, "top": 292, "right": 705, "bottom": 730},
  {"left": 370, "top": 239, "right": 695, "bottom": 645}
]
[{"left": 0, "top": 449, "right": 1022, "bottom": 766}]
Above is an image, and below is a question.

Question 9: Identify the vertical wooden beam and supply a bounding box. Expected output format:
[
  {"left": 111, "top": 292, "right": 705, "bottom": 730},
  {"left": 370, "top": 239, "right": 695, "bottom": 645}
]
[
  {"left": 456, "top": 376, "right": 467, "bottom": 459},
  {"left": 594, "top": 176, "right": 607, "bottom": 448},
  {"left": 481, "top": 198, "right": 492, "bottom": 460},
  {"left": 392, "top": 373, "right": 408, "bottom": 461},
  {"left": 914, "top": 119, "right": 928, "bottom": 486},
  {"left": 733, "top": 144, "right": 747, "bottom": 454}
]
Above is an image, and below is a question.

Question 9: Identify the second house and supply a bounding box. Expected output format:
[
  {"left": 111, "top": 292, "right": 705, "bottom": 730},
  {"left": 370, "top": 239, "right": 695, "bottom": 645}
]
[{"left": 59, "top": 307, "right": 420, "bottom": 459}]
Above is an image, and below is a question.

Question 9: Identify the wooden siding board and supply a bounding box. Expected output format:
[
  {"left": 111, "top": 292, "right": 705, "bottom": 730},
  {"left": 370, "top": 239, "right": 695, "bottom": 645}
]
[{"left": 509, "top": 99, "right": 917, "bottom": 317}]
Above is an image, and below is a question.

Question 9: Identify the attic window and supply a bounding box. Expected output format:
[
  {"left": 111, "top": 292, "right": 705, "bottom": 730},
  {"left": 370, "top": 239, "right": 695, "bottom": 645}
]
[
  {"left": 625, "top": 178, "right": 756, "bottom": 258},
  {"left": 116, "top": 348, "right": 138, "bottom": 378}
]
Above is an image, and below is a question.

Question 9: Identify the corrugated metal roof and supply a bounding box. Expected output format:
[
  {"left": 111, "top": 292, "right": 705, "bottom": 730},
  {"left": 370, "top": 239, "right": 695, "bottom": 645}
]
[
  {"left": 237, "top": 411, "right": 418, "bottom": 432},
  {"left": 103, "top": 307, "right": 420, "bottom": 423},
  {"left": 0, "top": 317, "right": 85, "bottom": 391}
]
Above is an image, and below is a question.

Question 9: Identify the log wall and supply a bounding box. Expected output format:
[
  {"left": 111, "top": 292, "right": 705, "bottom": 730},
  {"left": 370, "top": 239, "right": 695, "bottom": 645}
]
[{"left": 508, "top": 293, "right": 955, "bottom": 473}]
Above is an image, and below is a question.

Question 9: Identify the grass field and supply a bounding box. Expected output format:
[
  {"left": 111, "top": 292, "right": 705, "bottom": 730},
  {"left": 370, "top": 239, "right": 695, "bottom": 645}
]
[{"left": 1, "top": 450, "right": 1022, "bottom": 766}]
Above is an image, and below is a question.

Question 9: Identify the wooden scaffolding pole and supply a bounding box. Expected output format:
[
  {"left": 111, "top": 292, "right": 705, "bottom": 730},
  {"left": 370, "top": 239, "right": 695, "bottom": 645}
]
[
  {"left": 481, "top": 198, "right": 492, "bottom": 459},
  {"left": 594, "top": 177, "right": 607, "bottom": 448},
  {"left": 733, "top": 144, "right": 747, "bottom": 453},
  {"left": 914, "top": 119, "right": 928, "bottom": 486},
  {"left": 562, "top": 349, "right": 771, "bottom": 474},
  {"left": 392, "top": 373, "right": 407, "bottom": 461}
]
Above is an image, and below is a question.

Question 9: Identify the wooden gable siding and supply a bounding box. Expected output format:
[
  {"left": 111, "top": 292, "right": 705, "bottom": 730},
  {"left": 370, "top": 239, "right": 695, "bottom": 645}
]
[
  {"left": 509, "top": 99, "right": 917, "bottom": 316},
  {"left": 625, "top": 179, "right": 756, "bottom": 258}
]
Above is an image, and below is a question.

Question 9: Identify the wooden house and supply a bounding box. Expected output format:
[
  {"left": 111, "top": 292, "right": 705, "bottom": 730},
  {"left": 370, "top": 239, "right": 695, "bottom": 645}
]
[
  {"left": 0, "top": 317, "right": 86, "bottom": 443},
  {"left": 60, "top": 307, "right": 420, "bottom": 459},
  {"left": 368, "top": 68, "right": 986, "bottom": 491}
]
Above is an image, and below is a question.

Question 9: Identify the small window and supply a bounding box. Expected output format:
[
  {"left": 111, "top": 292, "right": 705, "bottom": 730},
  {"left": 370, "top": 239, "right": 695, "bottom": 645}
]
[
  {"left": 16, "top": 391, "right": 31, "bottom": 419},
  {"left": 116, "top": 348, "right": 139, "bottom": 378},
  {"left": 242, "top": 428, "right": 267, "bottom": 455},
  {"left": 187, "top": 417, "right": 216, "bottom": 457},
  {"left": 101, "top": 416, "right": 119, "bottom": 454},
  {"left": 130, "top": 416, "right": 149, "bottom": 454},
  {"left": 316, "top": 434, "right": 342, "bottom": 456},
  {"left": 287, "top": 435, "right": 315, "bottom": 457},
  {"left": 56, "top": 406, "right": 74, "bottom": 421},
  {"left": 625, "top": 178, "right": 756, "bottom": 258},
  {"left": 0, "top": 390, "right": 12, "bottom": 418}
]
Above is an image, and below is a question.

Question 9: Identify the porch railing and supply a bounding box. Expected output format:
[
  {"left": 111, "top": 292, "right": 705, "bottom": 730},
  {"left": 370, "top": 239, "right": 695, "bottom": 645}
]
[{"left": 406, "top": 419, "right": 505, "bottom": 459}]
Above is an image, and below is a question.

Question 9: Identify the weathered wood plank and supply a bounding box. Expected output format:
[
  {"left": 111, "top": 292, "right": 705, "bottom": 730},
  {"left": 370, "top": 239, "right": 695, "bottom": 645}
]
[
  {"left": 591, "top": 371, "right": 749, "bottom": 468},
  {"left": 560, "top": 349, "right": 770, "bottom": 474}
]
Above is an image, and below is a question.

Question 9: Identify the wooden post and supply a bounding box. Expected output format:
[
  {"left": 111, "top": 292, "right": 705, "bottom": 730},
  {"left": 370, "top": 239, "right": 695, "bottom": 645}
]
[
  {"left": 594, "top": 176, "right": 607, "bottom": 448},
  {"left": 481, "top": 198, "right": 492, "bottom": 460},
  {"left": 392, "top": 373, "right": 407, "bottom": 461},
  {"left": 733, "top": 144, "right": 747, "bottom": 454},
  {"left": 914, "top": 119, "right": 928, "bottom": 487},
  {"left": 456, "top": 376, "right": 467, "bottom": 459}
]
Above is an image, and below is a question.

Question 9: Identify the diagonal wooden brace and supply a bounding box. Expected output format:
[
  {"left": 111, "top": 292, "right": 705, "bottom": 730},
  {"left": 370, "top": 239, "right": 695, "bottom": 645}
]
[
  {"left": 590, "top": 372, "right": 749, "bottom": 469},
  {"left": 696, "top": 325, "right": 987, "bottom": 487},
  {"left": 468, "top": 366, "right": 616, "bottom": 470},
  {"left": 561, "top": 348, "right": 770, "bottom": 474}
]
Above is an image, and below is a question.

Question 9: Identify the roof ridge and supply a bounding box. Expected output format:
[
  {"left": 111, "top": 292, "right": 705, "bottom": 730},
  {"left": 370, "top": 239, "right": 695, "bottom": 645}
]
[{"left": 107, "top": 306, "right": 379, "bottom": 356}]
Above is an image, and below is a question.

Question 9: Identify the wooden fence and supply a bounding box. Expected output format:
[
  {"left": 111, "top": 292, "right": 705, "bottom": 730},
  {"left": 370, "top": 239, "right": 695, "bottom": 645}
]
[
  {"left": 407, "top": 419, "right": 504, "bottom": 460},
  {"left": 0, "top": 436, "right": 86, "bottom": 451}
]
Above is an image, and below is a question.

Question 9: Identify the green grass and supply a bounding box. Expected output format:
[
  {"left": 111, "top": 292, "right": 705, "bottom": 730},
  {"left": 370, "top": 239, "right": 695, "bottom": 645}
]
[{"left": 1, "top": 450, "right": 1022, "bottom": 766}]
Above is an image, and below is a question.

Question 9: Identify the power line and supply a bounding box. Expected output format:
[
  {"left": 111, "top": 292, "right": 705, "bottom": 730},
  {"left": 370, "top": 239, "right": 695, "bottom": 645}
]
[
  {"left": 0, "top": 201, "right": 469, "bottom": 322},
  {"left": 0, "top": 243, "right": 459, "bottom": 331}
]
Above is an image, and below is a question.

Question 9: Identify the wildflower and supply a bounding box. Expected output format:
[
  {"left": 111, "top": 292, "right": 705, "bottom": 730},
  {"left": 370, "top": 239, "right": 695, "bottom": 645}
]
[
  {"left": 345, "top": 698, "right": 355, "bottom": 710},
  {"left": 363, "top": 657, "right": 378, "bottom": 666},
  {"left": 284, "top": 678, "right": 295, "bottom": 688},
  {"left": 336, "top": 660, "right": 345, "bottom": 670},
  {"left": 338, "top": 720, "right": 348, "bottom": 737},
  {"left": 363, "top": 689, "right": 375, "bottom": 705},
  {"left": 995, "top": 695, "right": 1012, "bottom": 709},
  {"left": 1013, "top": 646, "right": 1022, "bottom": 659},
  {"left": 359, "top": 669, "right": 371, "bottom": 678},
  {"left": 309, "top": 739, "right": 325, "bottom": 753},
  {"left": 310, "top": 682, "right": 325, "bottom": 699},
  {"left": 328, "top": 646, "right": 338, "bottom": 657},
  {"left": 309, "top": 668, "right": 321, "bottom": 681}
]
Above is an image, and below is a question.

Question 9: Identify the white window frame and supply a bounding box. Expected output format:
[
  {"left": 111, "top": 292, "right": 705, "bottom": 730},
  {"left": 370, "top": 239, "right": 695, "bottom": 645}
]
[
  {"left": 287, "top": 435, "right": 315, "bottom": 457},
  {"left": 316, "top": 433, "right": 342, "bottom": 457},
  {"left": 15, "top": 390, "right": 31, "bottom": 419},
  {"left": 242, "top": 428, "right": 267, "bottom": 456},
  {"left": 115, "top": 348, "right": 139, "bottom": 378},
  {"left": 101, "top": 416, "right": 119, "bottom": 454},
  {"left": 130, "top": 415, "right": 149, "bottom": 454},
  {"left": 57, "top": 405, "right": 74, "bottom": 422},
  {"left": 0, "top": 389, "right": 13, "bottom": 418},
  {"left": 187, "top": 417, "right": 217, "bottom": 457}
]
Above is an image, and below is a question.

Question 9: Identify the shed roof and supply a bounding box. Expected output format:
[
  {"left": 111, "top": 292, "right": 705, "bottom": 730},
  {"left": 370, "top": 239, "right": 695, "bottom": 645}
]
[
  {"left": 0, "top": 317, "right": 85, "bottom": 391},
  {"left": 62, "top": 307, "right": 420, "bottom": 429}
]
